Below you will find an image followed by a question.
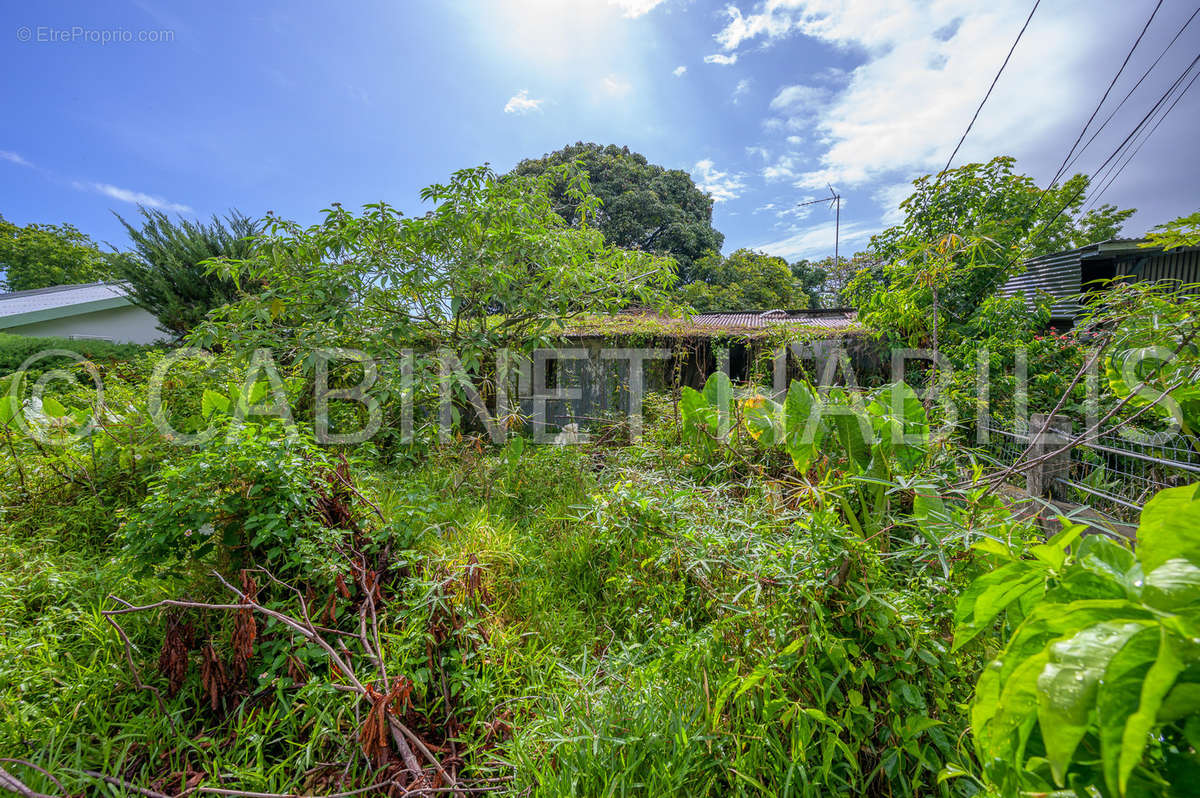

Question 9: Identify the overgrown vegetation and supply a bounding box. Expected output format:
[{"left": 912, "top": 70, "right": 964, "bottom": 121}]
[{"left": 1, "top": 158, "right": 1198, "bottom": 798}]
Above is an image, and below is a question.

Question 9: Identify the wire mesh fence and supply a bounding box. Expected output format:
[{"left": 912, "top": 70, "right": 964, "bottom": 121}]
[{"left": 979, "top": 416, "right": 1200, "bottom": 521}]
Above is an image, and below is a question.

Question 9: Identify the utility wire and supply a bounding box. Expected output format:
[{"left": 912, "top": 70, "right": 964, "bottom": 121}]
[
  {"left": 1041, "top": 0, "right": 1165, "bottom": 192},
  {"left": 1061, "top": 4, "right": 1200, "bottom": 178},
  {"left": 935, "top": 0, "right": 1041, "bottom": 183},
  {"left": 1083, "top": 62, "right": 1200, "bottom": 215},
  {"left": 1025, "top": 51, "right": 1200, "bottom": 252}
]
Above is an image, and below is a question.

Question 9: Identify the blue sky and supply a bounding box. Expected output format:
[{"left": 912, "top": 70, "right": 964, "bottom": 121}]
[{"left": 2, "top": 0, "right": 1198, "bottom": 262}]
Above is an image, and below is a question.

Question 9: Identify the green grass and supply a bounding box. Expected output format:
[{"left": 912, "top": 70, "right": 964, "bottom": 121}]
[{"left": 0, "top": 425, "right": 985, "bottom": 796}]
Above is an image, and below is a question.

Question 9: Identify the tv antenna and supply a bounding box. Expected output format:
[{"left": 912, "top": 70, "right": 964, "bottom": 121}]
[{"left": 797, "top": 185, "right": 842, "bottom": 269}]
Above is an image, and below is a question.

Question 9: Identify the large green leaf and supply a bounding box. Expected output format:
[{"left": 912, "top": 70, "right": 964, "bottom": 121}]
[
  {"left": 201, "top": 388, "right": 231, "bottom": 419},
  {"left": 1097, "top": 627, "right": 1162, "bottom": 797},
  {"left": 868, "top": 382, "right": 928, "bottom": 473},
  {"left": 829, "top": 407, "right": 873, "bottom": 473},
  {"left": 701, "top": 370, "right": 733, "bottom": 413},
  {"left": 975, "top": 601, "right": 1157, "bottom": 775},
  {"left": 1036, "top": 620, "right": 1151, "bottom": 786},
  {"left": 680, "top": 386, "right": 713, "bottom": 447},
  {"left": 1142, "top": 559, "right": 1200, "bottom": 612},
  {"left": 1137, "top": 484, "right": 1200, "bottom": 573},
  {"left": 953, "top": 561, "right": 1047, "bottom": 651},
  {"left": 783, "top": 380, "right": 824, "bottom": 472},
  {"left": 741, "top": 395, "right": 783, "bottom": 447},
  {"left": 1119, "top": 628, "right": 1188, "bottom": 794}
]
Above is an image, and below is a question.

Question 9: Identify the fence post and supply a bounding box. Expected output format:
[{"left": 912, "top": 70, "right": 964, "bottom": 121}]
[{"left": 1027, "top": 413, "right": 1072, "bottom": 501}]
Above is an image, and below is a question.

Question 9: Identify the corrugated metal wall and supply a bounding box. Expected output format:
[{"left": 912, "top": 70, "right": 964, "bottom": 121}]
[
  {"left": 998, "top": 251, "right": 1082, "bottom": 318},
  {"left": 1000, "top": 246, "right": 1200, "bottom": 318},
  {"left": 1126, "top": 250, "right": 1200, "bottom": 294}
]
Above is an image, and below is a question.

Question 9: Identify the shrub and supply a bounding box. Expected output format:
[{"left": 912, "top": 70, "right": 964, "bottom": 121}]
[
  {"left": 122, "top": 418, "right": 355, "bottom": 581},
  {"left": 0, "top": 333, "right": 152, "bottom": 380},
  {"left": 955, "top": 483, "right": 1200, "bottom": 796}
]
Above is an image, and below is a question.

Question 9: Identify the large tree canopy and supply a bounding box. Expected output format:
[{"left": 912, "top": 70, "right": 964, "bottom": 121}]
[
  {"left": 111, "top": 208, "right": 259, "bottom": 338},
  {"left": 511, "top": 143, "right": 724, "bottom": 280},
  {"left": 0, "top": 215, "right": 114, "bottom": 292},
  {"left": 681, "top": 249, "right": 823, "bottom": 312}
]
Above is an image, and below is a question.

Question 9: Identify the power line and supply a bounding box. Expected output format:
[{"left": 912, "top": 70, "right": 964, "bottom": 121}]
[
  {"left": 935, "top": 0, "right": 1041, "bottom": 182},
  {"left": 1012, "top": 0, "right": 1173, "bottom": 255},
  {"left": 1083, "top": 61, "right": 1200, "bottom": 215},
  {"left": 1025, "top": 51, "right": 1200, "bottom": 251},
  {"left": 1061, "top": 4, "right": 1200, "bottom": 178},
  {"left": 1042, "top": 0, "right": 1165, "bottom": 192}
]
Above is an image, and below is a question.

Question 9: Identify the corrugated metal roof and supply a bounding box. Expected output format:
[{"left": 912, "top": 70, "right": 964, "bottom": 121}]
[
  {"left": 689, "top": 309, "right": 857, "bottom": 330},
  {"left": 999, "top": 252, "right": 1083, "bottom": 319},
  {"left": 998, "top": 238, "right": 1200, "bottom": 319},
  {"left": 0, "top": 282, "right": 132, "bottom": 326}
]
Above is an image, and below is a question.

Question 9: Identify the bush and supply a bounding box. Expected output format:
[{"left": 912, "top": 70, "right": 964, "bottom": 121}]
[
  {"left": 122, "top": 418, "right": 355, "bottom": 581},
  {"left": 0, "top": 332, "right": 153, "bottom": 381}
]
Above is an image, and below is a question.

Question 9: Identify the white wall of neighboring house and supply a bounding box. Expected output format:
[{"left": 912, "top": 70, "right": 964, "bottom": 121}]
[
  {"left": 0, "top": 283, "right": 166, "bottom": 345},
  {"left": 3, "top": 304, "right": 163, "bottom": 344}
]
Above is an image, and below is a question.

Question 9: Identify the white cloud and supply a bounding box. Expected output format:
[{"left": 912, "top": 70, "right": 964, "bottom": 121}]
[
  {"left": 756, "top": 219, "right": 875, "bottom": 260},
  {"left": 691, "top": 159, "right": 746, "bottom": 202},
  {"left": 712, "top": 1, "right": 1110, "bottom": 193},
  {"left": 0, "top": 150, "right": 31, "bottom": 167},
  {"left": 703, "top": 53, "right": 737, "bottom": 65},
  {"left": 504, "top": 89, "right": 544, "bottom": 114},
  {"left": 733, "top": 78, "right": 751, "bottom": 103},
  {"left": 763, "top": 155, "right": 798, "bottom": 181},
  {"left": 769, "top": 84, "right": 827, "bottom": 111},
  {"left": 673, "top": 65, "right": 687, "bottom": 77},
  {"left": 84, "top": 182, "right": 192, "bottom": 213},
  {"left": 609, "top": 0, "right": 668, "bottom": 17},
  {"left": 786, "top": 135, "right": 802, "bottom": 145},
  {"left": 873, "top": 181, "right": 917, "bottom": 226},
  {"left": 601, "top": 74, "right": 633, "bottom": 97},
  {"left": 746, "top": 145, "right": 770, "bottom": 160}
]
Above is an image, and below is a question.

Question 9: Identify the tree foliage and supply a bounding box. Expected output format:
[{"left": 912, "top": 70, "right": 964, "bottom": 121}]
[
  {"left": 0, "top": 215, "right": 114, "bottom": 292},
  {"left": 511, "top": 142, "right": 724, "bottom": 280},
  {"left": 197, "top": 164, "right": 675, "bottom": 366},
  {"left": 849, "top": 157, "right": 1135, "bottom": 349},
  {"left": 110, "top": 208, "right": 260, "bottom": 339},
  {"left": 679, "top": 248, "right": 822, "bottom": 312},
  {"left": 869, "top": 156, "right": 1135, "bottom": 267},
  {"left": 1144, "top": 210, "right": 1200, "bottom": 251}
]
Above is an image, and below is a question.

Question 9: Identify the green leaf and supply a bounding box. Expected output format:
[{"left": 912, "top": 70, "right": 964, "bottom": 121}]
[
  {"left": 830, "top": 409, "right": 873, "bottom": 473},
  {"left": 41, "top": 396, "right": 67, "bottom": 418},
  {"left": 1137, "top": 484, "right": 1200, "bottom": 573},
  {"left": 0, "top": 395, "right": 17, "bottom": 428},
  {"left": 701, "top": 371, "right": 733, "bottom": 414},
  {"left": 201, "top": 389, "right": 231, "bottom": 419},
  {"left": 1030, "top": 523, "right": 1086, "bottom": 572},
  {"left": 741, "top": 395, "right": 783, "bottom": 447},
  {"left": 913, "top": 491, "right": 949, "bottom": 534},
  {"left": 1119, "top": 628, "right": 1187, "bottom": 794},
  {"left": 868, "top": 382, "right": 928, "bottom": 472},
  {"left": 953, "top": 561, "right": 1046, "bottom": 651},
  {"left": 1142, "top": 559, "right": 1200, "bottom": 612},
  {"left": 1036, "top": 620, "right": 1150, "bottom": 786},
  {"left": 1097, "top": 627, "right": 1161, "bottom": 797},
  {"left": 783, "top": 380, "right": 824, "bottom": 472}
]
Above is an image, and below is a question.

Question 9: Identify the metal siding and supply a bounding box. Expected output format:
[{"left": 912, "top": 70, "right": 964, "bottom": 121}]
[{"left": 998, "top": 252, "right": 1082, "bottom": 318}]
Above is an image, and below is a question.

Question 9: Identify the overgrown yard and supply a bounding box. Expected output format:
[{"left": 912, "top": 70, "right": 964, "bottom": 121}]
[
  {"left": 2, "top": 164, "right": 1199, "bottom": 797},
  {"left": 0, "top": 392, "right": 990, "bottom": 796}
]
